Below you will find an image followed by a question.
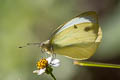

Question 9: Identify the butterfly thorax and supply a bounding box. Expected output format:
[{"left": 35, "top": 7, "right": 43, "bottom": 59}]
[{"left": 40, "top": 40, "right": 53, "bottom": 54}]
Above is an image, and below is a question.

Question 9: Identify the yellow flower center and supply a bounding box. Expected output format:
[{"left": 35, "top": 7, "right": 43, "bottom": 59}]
[{"left": 37, "top": 59, "right": 48, "bottom": 69}]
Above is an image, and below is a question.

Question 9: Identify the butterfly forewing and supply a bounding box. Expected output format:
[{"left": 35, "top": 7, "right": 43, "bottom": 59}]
[{"left": 49, "top": 11, "right": 102, "bottom": 60}]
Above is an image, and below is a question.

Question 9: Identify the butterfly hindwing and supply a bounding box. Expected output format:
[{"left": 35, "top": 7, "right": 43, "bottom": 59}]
[{"left": 50, "top": 11, "right": 102, "bottom": 60}]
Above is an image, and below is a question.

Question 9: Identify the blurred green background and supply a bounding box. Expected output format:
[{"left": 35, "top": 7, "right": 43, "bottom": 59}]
[{"left": 1, "top": 0, "right": 120, "bottom": 80}]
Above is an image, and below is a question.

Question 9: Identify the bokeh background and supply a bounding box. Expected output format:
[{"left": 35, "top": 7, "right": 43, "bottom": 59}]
[{"left": 1, "top": 0, "right": 120, "bottom": 80}]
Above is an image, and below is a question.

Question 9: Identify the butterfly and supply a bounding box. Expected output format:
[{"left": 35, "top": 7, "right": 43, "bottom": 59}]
[{"left": 27, "top": 11, "right": 102, "bottom": 60}]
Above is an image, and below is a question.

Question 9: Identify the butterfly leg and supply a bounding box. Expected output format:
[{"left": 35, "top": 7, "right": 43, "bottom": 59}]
[{"left": 50, "top": 46, "right": 56, "bottom": 59}]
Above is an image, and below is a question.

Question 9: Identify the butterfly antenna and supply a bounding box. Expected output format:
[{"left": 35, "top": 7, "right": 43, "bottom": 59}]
[{"left": 18, "top": 43, "right": 41, "bottom": 48}]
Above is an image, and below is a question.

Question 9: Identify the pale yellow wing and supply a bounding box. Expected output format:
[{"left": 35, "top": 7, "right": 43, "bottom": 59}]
[
  {"left": 50, "top": 11, "right": 98, "bottom": 39},
  {"left": 50, "top": 11, "right": 102, "bottom": 60}
]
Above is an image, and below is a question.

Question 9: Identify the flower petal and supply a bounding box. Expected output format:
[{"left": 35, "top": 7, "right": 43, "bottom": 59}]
[
  {"left": 33, "top": 70, "right": 39, "bottom": 74},
  {"left": 51, "top": 59, "right": 60, "bottom": 64},
  {"left": 46, "top": 56, "right": 52, "bottom": 64},
  {"left": 52, "top": 63, "right": 60, "bottom": 67},
  {"left": 33, "top": 68, "right": 46, "bottom": 75}
]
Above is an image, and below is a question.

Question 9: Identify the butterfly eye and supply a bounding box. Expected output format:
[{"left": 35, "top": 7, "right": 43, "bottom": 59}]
[
  {"left": 43, "top": 43, "right": 45, "bottom": 46},
  {"left": 41, "top": 43, "right": 45, "bottom": 47}
]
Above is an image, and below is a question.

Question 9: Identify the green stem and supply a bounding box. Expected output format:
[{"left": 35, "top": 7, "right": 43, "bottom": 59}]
[
  {"left": 74, "top": 61, "right": 120, "bottom": 69},
  {"left": 50, "top": 72, "right": 56, "bottom": 80}
]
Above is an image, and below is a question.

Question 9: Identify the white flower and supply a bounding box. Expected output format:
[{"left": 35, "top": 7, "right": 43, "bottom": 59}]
[{"left": 33, "top": 56, "right": 60, "bottom": 75}]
